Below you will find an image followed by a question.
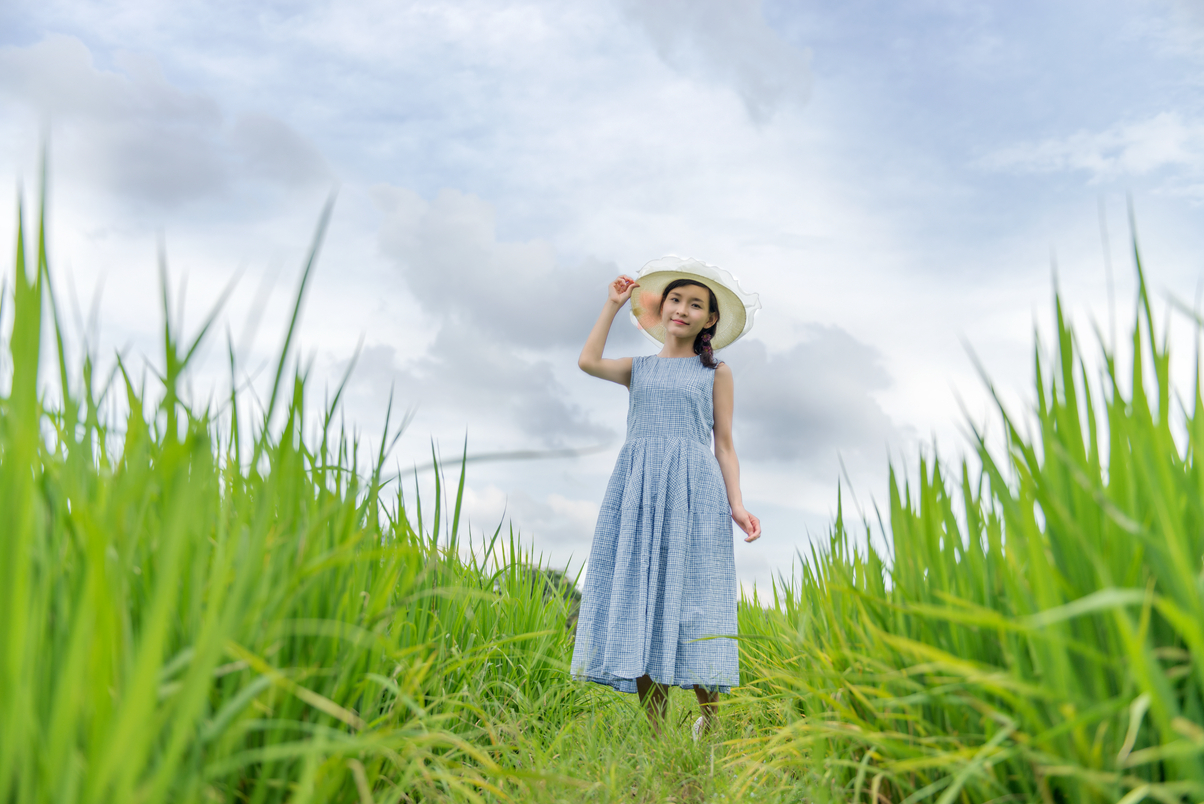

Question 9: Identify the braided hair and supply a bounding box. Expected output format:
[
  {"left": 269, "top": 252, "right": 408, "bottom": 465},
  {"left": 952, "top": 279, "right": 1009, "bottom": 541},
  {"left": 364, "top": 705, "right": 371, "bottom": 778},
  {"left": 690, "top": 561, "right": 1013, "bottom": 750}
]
[{"left": 658, "top": 279, "right": 720, "bottom": 370}]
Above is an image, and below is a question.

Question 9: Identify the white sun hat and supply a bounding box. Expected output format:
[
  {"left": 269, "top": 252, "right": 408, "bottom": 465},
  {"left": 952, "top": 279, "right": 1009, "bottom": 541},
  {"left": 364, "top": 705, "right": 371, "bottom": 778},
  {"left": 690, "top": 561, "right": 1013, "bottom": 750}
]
[{"left": 629, "top": 256, "right": 761, "bottom": 350}]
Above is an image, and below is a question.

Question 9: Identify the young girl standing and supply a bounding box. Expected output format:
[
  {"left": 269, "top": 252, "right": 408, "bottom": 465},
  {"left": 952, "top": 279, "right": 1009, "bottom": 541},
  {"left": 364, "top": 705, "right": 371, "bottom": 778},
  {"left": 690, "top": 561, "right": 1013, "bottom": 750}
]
[{"left": 571, "top": 256, "right": 762, "bottom": 739}]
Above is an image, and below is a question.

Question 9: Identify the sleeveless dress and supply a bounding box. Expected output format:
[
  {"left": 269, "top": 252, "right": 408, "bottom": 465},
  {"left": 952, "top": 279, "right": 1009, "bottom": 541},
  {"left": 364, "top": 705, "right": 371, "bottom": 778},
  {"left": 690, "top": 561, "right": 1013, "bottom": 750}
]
[{"left": 570, "top": 355, "right": 740, "bottom": 693}]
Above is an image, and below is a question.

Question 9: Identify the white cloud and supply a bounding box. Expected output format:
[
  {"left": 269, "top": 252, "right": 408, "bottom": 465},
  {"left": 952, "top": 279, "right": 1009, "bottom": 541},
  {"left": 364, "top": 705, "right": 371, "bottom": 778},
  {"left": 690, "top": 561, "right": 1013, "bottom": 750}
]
[
  {"left": 980, "top": 111, "right": 1204, "bottom": 185},
  {"left": 336, "top": 332, "right": 614, "bottom": 449},
  {"left": 618, "top": 0, "right": 811, "bottom": 123},
  {"left": 461, "top": 483, "right": 511, "bottom": 530},
  {"left": 365, "top": 183, "right": 636, "bottom": 447},
  {"left": 547, "top": 493, "right": 599, "bottom": 531},
  {"left": 373, "top": 185, "right": 622, "bottom": 350},
  {"left": 0, "top": 35, "right": 332, "bottom": 207},
  {"left": 725, "top": 328, "right": 899, "bottom": 472}
]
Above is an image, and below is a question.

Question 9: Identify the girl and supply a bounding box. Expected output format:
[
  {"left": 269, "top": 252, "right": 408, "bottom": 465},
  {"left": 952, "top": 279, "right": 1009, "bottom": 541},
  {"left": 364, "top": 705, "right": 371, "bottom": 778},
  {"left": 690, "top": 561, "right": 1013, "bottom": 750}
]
[{"left": 571, "top": 256, "right": 762, "bottom": 740}]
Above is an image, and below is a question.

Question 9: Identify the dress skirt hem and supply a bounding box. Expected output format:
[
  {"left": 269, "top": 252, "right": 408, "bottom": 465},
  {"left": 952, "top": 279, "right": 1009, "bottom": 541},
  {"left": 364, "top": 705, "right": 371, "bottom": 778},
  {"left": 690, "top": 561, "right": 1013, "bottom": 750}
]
[{"left": 573, "top": 672, "right": 732, "bottom": 695}]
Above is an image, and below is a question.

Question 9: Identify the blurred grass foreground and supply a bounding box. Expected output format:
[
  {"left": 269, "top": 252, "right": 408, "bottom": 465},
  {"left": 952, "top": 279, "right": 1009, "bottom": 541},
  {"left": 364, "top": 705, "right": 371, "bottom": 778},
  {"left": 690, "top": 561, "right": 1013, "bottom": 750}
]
[{"left": 4, "top": 193, "right": 1204, "bottom": 804}]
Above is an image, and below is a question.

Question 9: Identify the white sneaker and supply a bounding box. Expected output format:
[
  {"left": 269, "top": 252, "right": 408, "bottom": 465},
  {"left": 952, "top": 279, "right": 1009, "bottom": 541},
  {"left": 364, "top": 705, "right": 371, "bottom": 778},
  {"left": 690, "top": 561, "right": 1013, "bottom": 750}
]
[{"left": 691, "top": 715, "right": 706, "bottom": 743}]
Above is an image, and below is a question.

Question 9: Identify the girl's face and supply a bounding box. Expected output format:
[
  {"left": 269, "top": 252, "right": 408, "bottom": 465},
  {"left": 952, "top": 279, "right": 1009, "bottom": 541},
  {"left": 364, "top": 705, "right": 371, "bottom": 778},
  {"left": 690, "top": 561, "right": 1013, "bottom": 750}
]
[{"left": 660, "top": 284, "right": 718, "bottom": 339}]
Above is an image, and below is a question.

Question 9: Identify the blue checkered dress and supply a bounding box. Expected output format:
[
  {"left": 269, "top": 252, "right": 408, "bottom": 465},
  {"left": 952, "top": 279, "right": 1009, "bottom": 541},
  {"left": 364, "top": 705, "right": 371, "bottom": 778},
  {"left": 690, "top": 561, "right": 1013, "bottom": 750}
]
[{"left": 571, "top": 355, "right": 739, "bottom": 694}]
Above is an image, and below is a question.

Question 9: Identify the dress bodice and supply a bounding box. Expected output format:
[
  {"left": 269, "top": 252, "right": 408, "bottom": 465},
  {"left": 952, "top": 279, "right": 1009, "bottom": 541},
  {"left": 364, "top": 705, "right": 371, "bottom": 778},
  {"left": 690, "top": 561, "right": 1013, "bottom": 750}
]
[{"left": 626, "top": 355, "right": 715, "bottom": 447}]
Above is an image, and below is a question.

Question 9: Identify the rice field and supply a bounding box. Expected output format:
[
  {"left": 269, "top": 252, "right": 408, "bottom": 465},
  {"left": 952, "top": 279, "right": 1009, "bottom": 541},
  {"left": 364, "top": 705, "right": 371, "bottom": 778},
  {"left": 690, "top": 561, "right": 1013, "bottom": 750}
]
[{"left": 3, "top": 196, "right": 1204, "bottom": 803}]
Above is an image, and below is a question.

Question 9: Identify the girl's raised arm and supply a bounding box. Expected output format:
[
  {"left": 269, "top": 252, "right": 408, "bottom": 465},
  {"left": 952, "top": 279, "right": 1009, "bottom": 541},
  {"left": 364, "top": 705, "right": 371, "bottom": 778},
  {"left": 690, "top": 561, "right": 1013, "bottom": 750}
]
[
  {"left": 578, "top": 275, "right": 638, "bottom": 387},
  {"left": 713, "top": 364, "right": 761, "bottom": 542}
]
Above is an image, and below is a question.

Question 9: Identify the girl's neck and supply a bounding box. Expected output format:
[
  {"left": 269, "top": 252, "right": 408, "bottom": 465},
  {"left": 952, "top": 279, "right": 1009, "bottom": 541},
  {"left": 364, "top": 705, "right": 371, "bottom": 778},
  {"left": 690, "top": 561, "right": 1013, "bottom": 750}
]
[{"left": 657, "top": 335, "right": 697, "bottom": 359}]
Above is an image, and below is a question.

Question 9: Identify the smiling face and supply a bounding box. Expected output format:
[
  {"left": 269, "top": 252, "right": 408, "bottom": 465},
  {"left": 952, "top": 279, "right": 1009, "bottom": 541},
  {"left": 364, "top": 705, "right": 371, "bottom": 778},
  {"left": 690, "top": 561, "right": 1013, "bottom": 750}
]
[{"left": 658, "top": 281, "right": 719, "bottom": 340}]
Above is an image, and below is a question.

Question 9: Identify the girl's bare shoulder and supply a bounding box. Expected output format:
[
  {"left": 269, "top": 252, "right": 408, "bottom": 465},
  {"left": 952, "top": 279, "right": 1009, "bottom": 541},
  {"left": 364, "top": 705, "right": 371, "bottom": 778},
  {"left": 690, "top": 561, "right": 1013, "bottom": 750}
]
[{"left": 712, "top": 361, "right": 733, "bottom": 394}]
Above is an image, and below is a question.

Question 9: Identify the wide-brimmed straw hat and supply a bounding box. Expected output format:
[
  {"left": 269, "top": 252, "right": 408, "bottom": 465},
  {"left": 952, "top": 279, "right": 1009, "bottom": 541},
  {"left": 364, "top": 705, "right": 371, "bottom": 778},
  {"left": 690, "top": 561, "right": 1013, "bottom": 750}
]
[{"left": 629, "top": 256, "right": 761, "bottom": 350}]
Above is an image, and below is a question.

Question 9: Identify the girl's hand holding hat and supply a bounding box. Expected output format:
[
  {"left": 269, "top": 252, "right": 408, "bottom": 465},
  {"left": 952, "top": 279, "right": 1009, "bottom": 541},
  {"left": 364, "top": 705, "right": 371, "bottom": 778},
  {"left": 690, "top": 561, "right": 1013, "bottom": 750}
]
[{"left": 609, "top": 275, "right": 639, "bottom": 306}]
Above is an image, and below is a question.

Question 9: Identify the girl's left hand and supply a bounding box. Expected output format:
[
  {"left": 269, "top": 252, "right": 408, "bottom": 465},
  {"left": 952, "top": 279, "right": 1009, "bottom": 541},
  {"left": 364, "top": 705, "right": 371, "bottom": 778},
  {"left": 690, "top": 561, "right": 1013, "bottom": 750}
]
[{"left": 732, "top": 508, "right": 761, "bottom": 543}]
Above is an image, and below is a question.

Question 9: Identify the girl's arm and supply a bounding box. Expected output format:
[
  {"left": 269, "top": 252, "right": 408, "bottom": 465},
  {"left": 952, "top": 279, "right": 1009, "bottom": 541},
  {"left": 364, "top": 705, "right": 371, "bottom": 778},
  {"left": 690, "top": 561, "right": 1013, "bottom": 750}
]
[
  {"left": 578, "top": 275, "right": 638, "bottom": 387},
  {"left": 713, "top": 363, "right": 762, "bottom": 542}
]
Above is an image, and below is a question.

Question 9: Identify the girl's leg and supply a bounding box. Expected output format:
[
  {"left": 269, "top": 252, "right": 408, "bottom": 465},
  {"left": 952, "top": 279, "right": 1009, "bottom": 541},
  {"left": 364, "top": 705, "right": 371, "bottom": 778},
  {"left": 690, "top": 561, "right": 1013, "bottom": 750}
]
[
  {"left": 636, "top": 675, "right": 668, "bottom": 734},
  {"left": 693, "top": 686, "right": 719, "bottom": 735}
]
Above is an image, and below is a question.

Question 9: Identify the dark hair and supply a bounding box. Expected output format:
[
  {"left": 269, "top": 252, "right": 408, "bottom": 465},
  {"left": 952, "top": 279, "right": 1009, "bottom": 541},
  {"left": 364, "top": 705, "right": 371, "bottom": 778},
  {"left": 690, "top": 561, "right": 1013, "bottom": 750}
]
[{"left": 658, "top": 278, "right": 720, "bottom": 370}]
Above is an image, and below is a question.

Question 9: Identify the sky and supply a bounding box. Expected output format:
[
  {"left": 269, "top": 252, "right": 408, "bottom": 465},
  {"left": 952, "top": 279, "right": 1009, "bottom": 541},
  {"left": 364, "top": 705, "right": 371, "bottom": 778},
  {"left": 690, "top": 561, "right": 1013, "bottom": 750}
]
[{"left": 2, "top": 0, "right": 1204, "bottom": 590}]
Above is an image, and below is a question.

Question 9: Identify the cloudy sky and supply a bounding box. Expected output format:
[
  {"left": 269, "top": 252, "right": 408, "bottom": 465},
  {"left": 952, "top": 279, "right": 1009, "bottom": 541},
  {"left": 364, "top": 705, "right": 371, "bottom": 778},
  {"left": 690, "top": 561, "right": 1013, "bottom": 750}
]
[{"left": 3, "top": 0, "right": 1204, "bottom": 589}]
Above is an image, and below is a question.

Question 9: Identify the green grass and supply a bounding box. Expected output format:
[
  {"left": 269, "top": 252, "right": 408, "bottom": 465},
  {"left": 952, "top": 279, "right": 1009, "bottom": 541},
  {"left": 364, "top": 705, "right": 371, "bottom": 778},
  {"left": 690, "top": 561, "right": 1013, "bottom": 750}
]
[
  {"left": 731, "top": 248, "right": 1204, "bottom": 801},
  {"left": 3, "top": 190, "right": 1204, "bottom": 803},
  {"left": 0, "top": 194, "right": 579, "bottom": 802}
]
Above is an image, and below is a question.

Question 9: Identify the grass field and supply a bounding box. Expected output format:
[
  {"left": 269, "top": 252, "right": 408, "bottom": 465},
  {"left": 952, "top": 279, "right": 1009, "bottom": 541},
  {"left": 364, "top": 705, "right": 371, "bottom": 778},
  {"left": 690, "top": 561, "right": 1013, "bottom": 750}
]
[{"left": 3, "top": 197, "right": 1204, "bottom": 803}]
